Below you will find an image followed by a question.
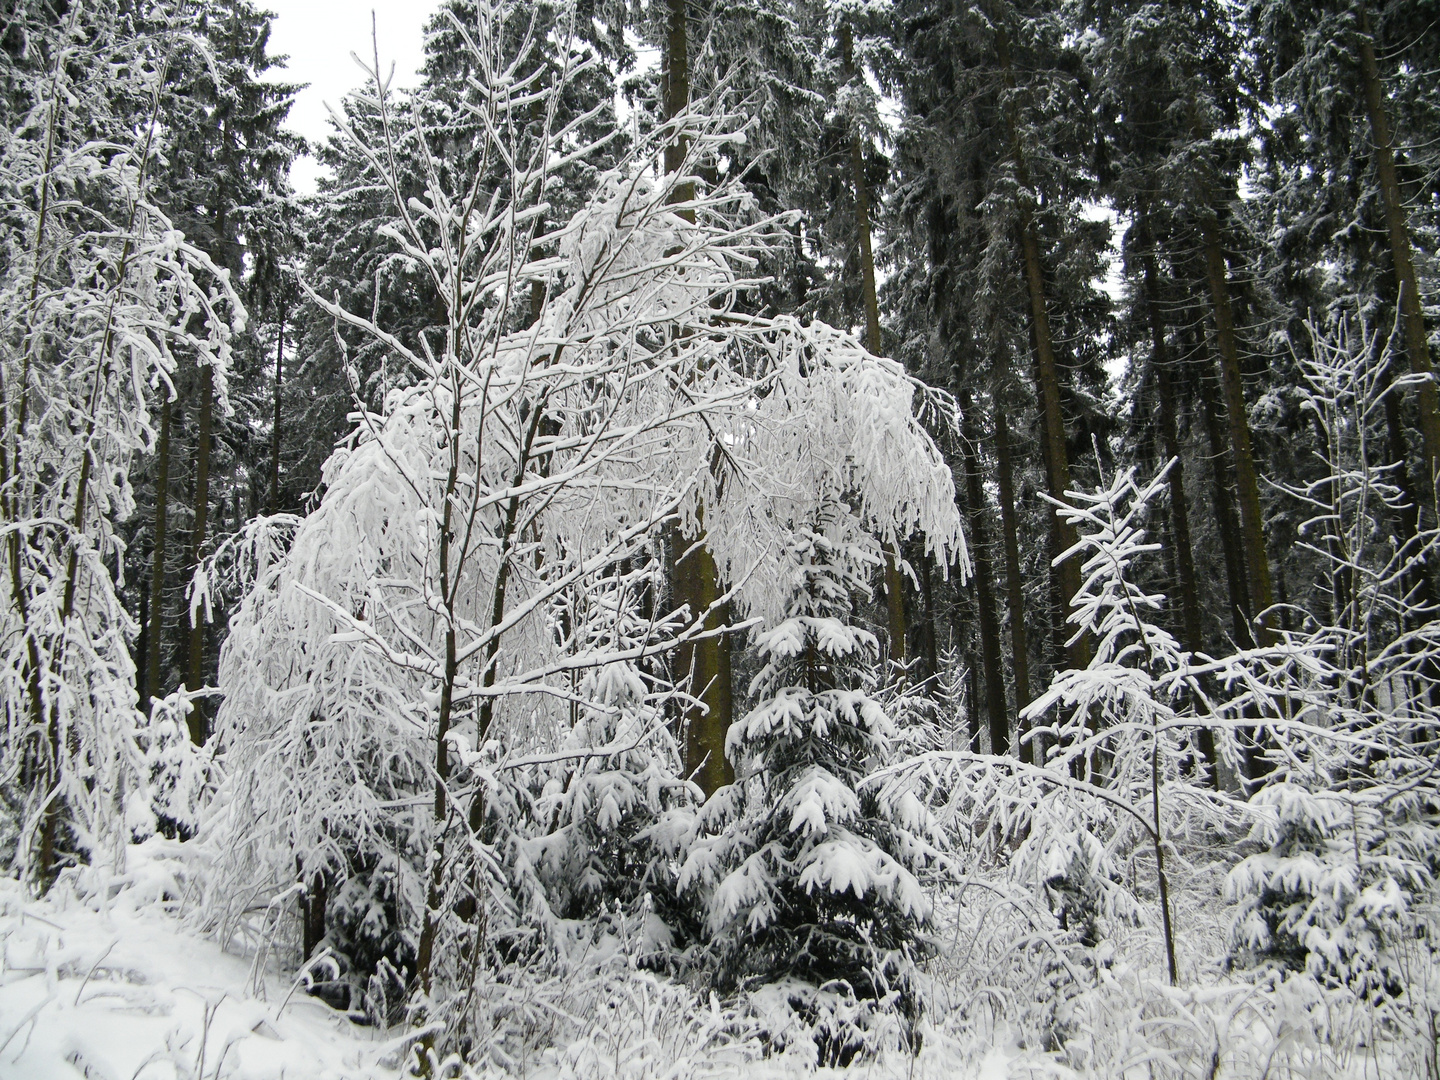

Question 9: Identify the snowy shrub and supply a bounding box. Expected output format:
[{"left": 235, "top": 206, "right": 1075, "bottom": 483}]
[
  {"left": 880, "top": 464, "right": 1247, "bottom": 975},
  {"left": 679, "top": 507, "right": 945, "bottom": 1058},
  {"left": 529, "top": 565, "right": 699, "bottom": 942},
  {"left": 1221, "top": 320, "right": 1440, "bottom": 1003},
  {"left": 1226, "top": 782, "right": 1437, "bottom": 999}
]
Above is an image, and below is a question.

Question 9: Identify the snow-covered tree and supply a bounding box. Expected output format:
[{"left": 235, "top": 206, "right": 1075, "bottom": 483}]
[
  {"left": 677, "top": 502, "right": 945, "bottom": 1058},
  {"left": 873, "top": 462, "right": 1258, "bottom": 996},
  {"left": 200, "top": 0, "right": 964, "bottom": 1063},
  {"left": 1224, "top": 319, "right": 1440, "bottom": 998},
  {"left": 528, "top": 552, "right": 696, "bottom": 943},
  {"left": 0, "top": 2, "right": 241, "bottom": 886},
  {"left": 1227, "top": 783, "right": 1433, "bottom": 999}
]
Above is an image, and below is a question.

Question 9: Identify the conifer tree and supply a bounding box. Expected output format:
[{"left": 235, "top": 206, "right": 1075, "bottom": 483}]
[
  {"left": 1089, "top": 0, "right": 1278, "bottom": 650},
  {"left": 680, "top": 506, "right": 942, "bottom": 1043},
  {"left": 124, "top": 0, "right": 301, "bottom": 734},
  {"left": 1251, "top": 0, "right": 1440, "bottom": 500},
  {"left": 887, "top": 0, "right": 1112, "bottom": 720}
]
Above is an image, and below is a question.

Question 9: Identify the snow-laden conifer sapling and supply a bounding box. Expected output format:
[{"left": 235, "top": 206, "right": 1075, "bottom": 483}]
[{"left": 679, "top": 503, "right": 945, "bottom": 1061}]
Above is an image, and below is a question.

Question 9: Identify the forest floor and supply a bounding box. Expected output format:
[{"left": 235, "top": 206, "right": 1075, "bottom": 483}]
[
  {"left": 0, "top": 842, "right": 1019, "bottom": 1080},
  {"left": 0, "top": 866, "right": 406, "bottom": 1079},
  {"left": 0, "top": 840, "right": 1429, "bottom": 1079}
]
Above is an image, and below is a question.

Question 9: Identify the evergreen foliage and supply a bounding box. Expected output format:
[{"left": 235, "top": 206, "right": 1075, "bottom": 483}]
[{"left": 679, "top": 505, "right": 942, "bottom": 1051}]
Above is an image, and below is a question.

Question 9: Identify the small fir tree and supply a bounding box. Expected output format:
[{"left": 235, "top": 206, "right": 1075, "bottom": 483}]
[
  {"left": 680, "top": 506, "right": 941, "bottom": 1053},
  {"left": 1227, "top": 782, "right": 1436, "bottom": 1000}
]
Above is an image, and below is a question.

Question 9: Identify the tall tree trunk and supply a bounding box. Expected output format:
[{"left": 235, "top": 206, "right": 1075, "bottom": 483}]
[
  {"left": 663, "top": 0, "right": 690, "bottom": 185},
  {"left": 663, "top": 0, "right": 732, "bottom": 796},
  {"left": 960, "top": 391, "right": 1009, "bottom": 755},
  {"left": 4, "top": 37, "right": 61, "bottom": 880},
  {"left": 995, "top": 20, "right": 1086, "bottom": 670},
  {"left": 1190, "top": 326, "right": 1252, "bottom": 644},
  {"left": 677, "top": 526, "right": 734, "bottom": 794},
  {"left": 269, "top": 304, "right": 284, "bottom": 514},
  {"left": 840, "top": 23, "right": 907, "bottom": 669},
  {"left": 964, "top": 646, "right": 981, "bottom": 749},
  {"left": 1190, "top": 325, "right": 1270, "bottom": 782},
  {"left": 185, "top": 363, "right": 212, "bottom": 743},
  {"left": 1377, "top": 331, "right": 1440, "bottom": 705},
  {"left": 148, "top": 394, "right": 172, "bottom": 710},
  {"left": 1144, "top": 254, "right": 1216, "bottom": 783},
  {"left": 1144, "top": 260, "right": 1203, "bottom": 655},
  {"left": 1199, "top": 214, "right": 1273, "bottom": 641},
  {"left": 994, "top": 400, "right": 1034, "bottom": 762},
  {"left": 1358, "top": 5, "right": 1440, "bottom": 495},
  {"left": 917, "top": 553, "right": 939, "bottom": 681}
]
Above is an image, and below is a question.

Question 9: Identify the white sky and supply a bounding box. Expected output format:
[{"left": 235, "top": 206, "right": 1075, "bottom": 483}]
[{"left": 264, "top": 0, "right": 444, "bottom": 192}]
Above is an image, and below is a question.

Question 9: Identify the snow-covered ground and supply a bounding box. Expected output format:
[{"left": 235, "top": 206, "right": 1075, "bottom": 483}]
[
  {"left": 3, "top": 840, "right": 1432, "bottom": 1079},
  {"left": 0, "top": 845, "right": 1021, "bottom": 1080},
  {"left": 0, "top": 859, "right": 409, "bottom": 1079}
]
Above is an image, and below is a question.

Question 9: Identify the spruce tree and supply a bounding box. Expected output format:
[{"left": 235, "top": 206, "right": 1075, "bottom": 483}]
[
  {"left": 680, "top": 507, "right": 940, "bottom": 1041},
  {"left": 886, "top": 0, "right": 1113, "bottom": 729}
]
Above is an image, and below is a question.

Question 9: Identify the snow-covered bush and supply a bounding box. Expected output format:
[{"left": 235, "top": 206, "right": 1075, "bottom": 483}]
[
  {"left": 1226, "top": 783, "right": 1436, "bottom": 998},
  {"left": 678, "top": 506, "right": 944, "bottom": 1060},
  {"left": 1222, "top": 319, "right": 1440, "bottom": 1001},
  {"left": 885, "top": 465, "right": 1244, "bottom": 969},
  {"left": 527, "top": 552, "right": 698, "bottom": 950}
]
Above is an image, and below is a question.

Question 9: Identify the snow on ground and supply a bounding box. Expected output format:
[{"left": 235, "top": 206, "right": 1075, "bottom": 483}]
[
  {"left": 0, "top": 844, "right": 1022, "bottom": 1080},
  {"left": 0, "top": 858, "right": 410, "bottom": 1079}
]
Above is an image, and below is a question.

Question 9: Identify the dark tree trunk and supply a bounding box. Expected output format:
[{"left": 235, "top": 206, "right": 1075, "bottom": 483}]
[
  {"left": 1358, "top": 5, "right": 1440, "bottom": 496},
  {"left": 995, "top": 20, "right": 1086, "bottom": 671},
  {"left": 302, "top": 868, "right": 328, "bottom": 960},
  {"left": 917, "top": 551, "right": 939, "bottom": 681},
  {"left": 185, "top": 364, "right": 212, "bottom": 743},
  {"left": 960, "top": 391, "right": 1009, "bottom": 755},
  {"left": 148, "top": 394, "right": 172, "bottom": 710},
  {"left": 841, "top": 22, "right": 907, "bottom": 669},
  {"left": 1200, "top": 215, "right": 1273, "bottom": 640},
  {"left": 1144, "top": 253, "right": 1217, "bottom": 784},
  {"left": 677, "top": 528, "right": 734, "bottom": 794},
  {"left": 1144, "top": 257, "right": 1203, "bottom": 656},
  {"left": 994, "top": 400, "right": 1035, "bottom": 762},
  {"left": 269, "top": 304, "right": 284, "bottom": 514},
  {"left": 1190, "top": 325, "right": 1252, "bottom": 645},
  {"left": 662, "top": 0, "right": 732, "bottom": 796}
]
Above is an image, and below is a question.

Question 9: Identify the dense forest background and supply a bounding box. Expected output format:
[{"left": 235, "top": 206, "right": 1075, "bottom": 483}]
[{"left": 2, "top": 0, "right": 1439, "bottom": 1076}]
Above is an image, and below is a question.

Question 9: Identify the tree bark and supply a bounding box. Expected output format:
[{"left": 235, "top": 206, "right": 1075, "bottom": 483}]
[
  {"left": 302, "top": 868, "right": 328, "bottom": 960},
  {"left": 917, "top": 553, "right": 939, "bottom": 681},
  {"left": 662, "top": 0, "right": 732, "bottom": 796},
  {"left": 185, "top": 363, "right": 212, "bottom": 743},
  {"left": 960, "top": 391, "right": 1009, "bottom": 755},
  {"left": 663, "top": 0, "right": 690, "bottom": 185},
  {"left": 1144, "top": 260, "right": 1203, "bottom": 655},
  {"left": 1144, "top": 253, "right": 1216, "bottom": 783},
  {"left": 148, "top": 394, "right": 172, "bottom": 709},
  {"left": 1200, "top": 215, "right": 1274, "bottom": 641},
  {"left": 994, "top": 400, "right": 1034, "bottom": 762},
  {"left": 269, "top": 303, "right": 284, "bottom": 514},
  {"left": 1358, "top": 5, "right": 1440, "bottom": 495},
  {"left": 677, "top": 526, "right": 735, "bottom": 794},
  {"left": 840, "top": 22, "right": 907, "bottom": 669},
  {"left": 1190, "top": 326, "right": 1252, "bottom": 644},
  {"left": 995, "top": 20, "right": 1086, "bottom": 670}
]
